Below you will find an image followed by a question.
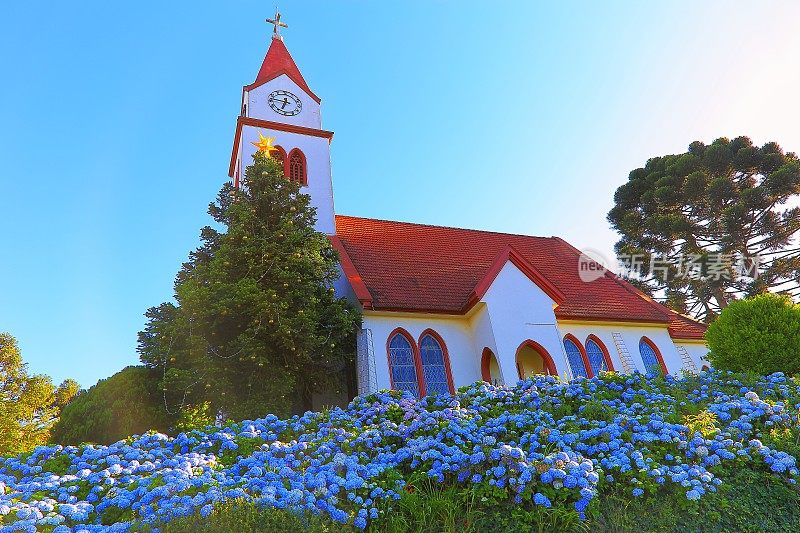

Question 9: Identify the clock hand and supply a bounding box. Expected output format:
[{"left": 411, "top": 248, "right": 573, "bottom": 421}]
[{"left": 281, "top": 98, "right": 289, "bottom": 109}]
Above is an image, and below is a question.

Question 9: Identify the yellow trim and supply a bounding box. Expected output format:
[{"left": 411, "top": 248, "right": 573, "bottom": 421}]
[
  {"left": 673, "top": 338, "right": 707, "bottom": 345},
  {"left": 363, "top": 304, "right": 485, "bottom": 321},
  {"left": 556, "top": 319, "right": 669, "bottom": 329}
]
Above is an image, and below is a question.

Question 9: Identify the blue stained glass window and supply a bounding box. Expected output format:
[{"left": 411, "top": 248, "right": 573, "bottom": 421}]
[
  {"left": 585, "top": 339, "right": 609, "bottom": 375},
  {"left": 419, "top": 334, "right": 451, "bottom": 396},
  {"left": 564, "top": 338, "right": 588, "bottom": 378},
  {"left": 639, "top": 339, "right": 664, "bottom": 375},
  {"left": 389, "top": 334, "right": 420, "bottom": 397}
]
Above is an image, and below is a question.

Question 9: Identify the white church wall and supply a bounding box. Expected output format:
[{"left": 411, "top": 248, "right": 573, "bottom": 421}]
[
  {"left": 246, "top": 74, "right": 322, "bottom": 129},
  {"left": 479, "top": 262, "right": 568, "bottom": 381},
  {"left": 361, "top": 313, "right": 480, "bottom": 391},
  {"left": 558, "top": 322, "right": 686, "bottom": 375},
  {"left": 675, "top": 342, "right": 711, "bottom": 371},
  {"left": 239, "top": 125, "right": 336, "bottom": 234},
  {"left": 467, "top": 305, "right": 504, "bottom": 383}
]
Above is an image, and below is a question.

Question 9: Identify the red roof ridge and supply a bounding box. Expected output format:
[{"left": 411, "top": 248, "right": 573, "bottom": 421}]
[
  {"left": 335, "top": 214, "right": 557, "bottom": 242},
  {"left": 329, "top": 235, "right": 373, "bottom": 308},
  {"left": 245, "top": 38, "right": 321, "bottom": 103},
  {"left": 464, "top": 244, "right": 566, "bottom": 311}
]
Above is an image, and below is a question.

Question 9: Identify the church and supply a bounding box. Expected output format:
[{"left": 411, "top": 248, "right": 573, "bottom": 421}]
[{"left": 228, "top": 16, "right": 710, "bottom": 400}]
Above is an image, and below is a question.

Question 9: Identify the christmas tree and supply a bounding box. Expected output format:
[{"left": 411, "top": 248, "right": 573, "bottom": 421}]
[{"left": 138, "top": 149, "right": 361, "bottom": 420}]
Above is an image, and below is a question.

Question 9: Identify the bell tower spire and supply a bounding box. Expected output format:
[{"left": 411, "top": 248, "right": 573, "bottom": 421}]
[{"left": 228, "top": 13, "right": 337, "bottom": 235}]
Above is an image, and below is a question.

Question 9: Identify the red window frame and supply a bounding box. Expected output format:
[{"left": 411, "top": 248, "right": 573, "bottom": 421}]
[
  {"left": 417, "top": 329, "right": 455, "bottom": 395},
  {"left": 640, "top": 336, "right": 669, "bottom": 375},
  {"left": 386, "top": 328, "right": 424, "bottom": 397},
  {"left": 287, "top": 148, "right": 307, "bottom": 186},
  {"left": 271, "top": 145, "right": 287, "bottom": 175},
  {"left": 585, "top": 334, "right": 615, "bottom": 373},
  {"left": 515, "top": 340, "right": 558, "bottom": 379},
  {"left": 563, "top": 333, "right": 593, "bottom": 378}
]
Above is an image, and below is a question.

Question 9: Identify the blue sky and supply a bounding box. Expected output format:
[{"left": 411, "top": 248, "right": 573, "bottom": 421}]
[{"left": 2, "top": 1, "right": 799, "bottom": 387}]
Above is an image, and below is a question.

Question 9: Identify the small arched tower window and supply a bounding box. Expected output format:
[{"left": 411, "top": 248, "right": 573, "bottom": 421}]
[
  {"left": 288, "top": 148, "right": 307, "bottom": 186},
  {"left": 271, "top": 145, "right": 287, "bottom": 173}
]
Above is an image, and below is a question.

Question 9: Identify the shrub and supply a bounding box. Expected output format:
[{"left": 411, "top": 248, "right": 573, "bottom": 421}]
[
  {"left": 3, "top": 371, "right": 800, "bottom": 531},
  {"left": 137, "top": 500, "right": 347, "bottom": 533},
  {"left": 50, "top": 365, "right": 174, "bottom": 445},
  {"left": 706, "top": 293, "right": 800, "bottom": 375}
]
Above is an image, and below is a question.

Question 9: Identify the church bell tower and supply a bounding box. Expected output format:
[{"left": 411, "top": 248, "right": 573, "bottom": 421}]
[{"left": 229, "top": 11, "right": 336, "bottom": 234}]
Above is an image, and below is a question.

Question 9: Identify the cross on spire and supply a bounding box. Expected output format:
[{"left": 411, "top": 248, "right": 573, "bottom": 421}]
[{"left": 266, "top": 9, "right": 288, "bottom": 40}]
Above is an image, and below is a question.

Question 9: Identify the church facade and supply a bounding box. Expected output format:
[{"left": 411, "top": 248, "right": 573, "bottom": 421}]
[{"left": 229, "top": 26, "right": 709, "bottom": 400}]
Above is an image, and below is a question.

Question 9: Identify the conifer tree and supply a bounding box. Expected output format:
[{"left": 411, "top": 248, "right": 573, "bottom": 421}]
[
  {"left": 608, "top": 137, "right": 800, "bottom": 321},
  {"left": 138, "top": 152, "right": 361, "bottom": 420},
  {"left": 0, "top": 332, "right": 79, "bottom": 454}
]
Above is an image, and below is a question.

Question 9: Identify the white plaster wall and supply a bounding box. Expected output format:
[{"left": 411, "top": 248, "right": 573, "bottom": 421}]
[
  {"left": 238, "top": 124, "right": 336, "bottom": 234},
  {"left": 246, "top": 75, "right": 322, "bottom": 129},
  {"left": 467, "top": 305, "right": 503, "bottom": 382},
  {"left": 362, "top": 313, "right": 479, "bottom": 392},
  {"left": 480, "top": 262, "right": 568, "bottom": 382},
  {"left": 355, "top": 261, "right": 712, "bottom": 395},
  {"left": 676, "top": 342, "right": 711, "bottom": 370}
]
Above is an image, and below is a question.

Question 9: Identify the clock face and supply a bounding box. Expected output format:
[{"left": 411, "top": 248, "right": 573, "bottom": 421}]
[{"left": 268, "top": 90, "right": 302, "bottom": 116}]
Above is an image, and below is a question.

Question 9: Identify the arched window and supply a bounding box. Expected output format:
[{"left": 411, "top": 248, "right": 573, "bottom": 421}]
[
  {"left": 387, "top": 330, "right": 421, "bottom": 398},
  {"left": 516, "top": 340, "right": 558, "bottom": 379},
  {"left": 271, "top": 145, "right": 287, "bottom": 173},
  {"left": 288, "top": 148, "right": 307, "bottom": 186},
  {"left": 639, "top": 337, "right": 667, "bottom": 375},
  {"left": 563, "top": 335, "right": 590, "bottom": 378},
  {"left": 585, "top": 335, "right": 614, "bottom": 374},
  {"left": 481, "top": 348, "right": 504, "bottom": 386},
  {"left": 418, "top": 331, "right": 454, "bottom": 395}
]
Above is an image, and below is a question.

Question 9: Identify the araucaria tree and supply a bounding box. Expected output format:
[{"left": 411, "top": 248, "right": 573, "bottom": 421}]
[
  {"left": 0, "top": 332, "right": 78, "bottom": 455},
  {"left": 608, "top": 137, "right": 800, "bottom": 321},
  {"left": 138, "top": 152, "right": 361, "bottom": 420}
]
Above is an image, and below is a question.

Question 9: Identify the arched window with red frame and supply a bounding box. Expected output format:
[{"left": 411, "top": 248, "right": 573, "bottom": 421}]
[
  {"left": 270, "top": 145, "right": 287, "bottom": 174},
  {"left": 563, "top": 334, "right": 591, "bottom": 378},
  {"left": 585, "top": 335, "right": 615, "bottom": 374},
  {"left": 639, "top": 336, "right": 668, "bottom": 375},
  {"left": 418, "top": 329, "right": 455, "bottom": 396},
  {"left": 288, "top": 148, "right": 307, "bottom": 186},
  {"left": 516, "top": 340, "right": 558, "bottom": 379},
  {"left": 387, "top": 329, "right": 422, "bottom": 397}
]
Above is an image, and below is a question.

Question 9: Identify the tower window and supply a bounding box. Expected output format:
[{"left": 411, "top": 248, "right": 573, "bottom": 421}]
[
  {"left": 288, "top": 148, "right": 307, "bottom": 186},
  {"left": 271, "top": 145, "right": 287, "bottom": 173}
]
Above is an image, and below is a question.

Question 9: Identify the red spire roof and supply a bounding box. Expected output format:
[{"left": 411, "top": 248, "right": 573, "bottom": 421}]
[{"left": 246, "top": 37, "right": 320, "bottom": 103}]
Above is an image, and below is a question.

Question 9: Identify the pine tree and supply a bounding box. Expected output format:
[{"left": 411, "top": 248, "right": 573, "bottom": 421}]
[
  {"left": 138, "top": 152, "right": 361, "bottom": 420},
  {"left": 0, "top": 333, "right": 79, "bottom": 454},
  {"left": 608, "top": 137, "right": 800, "bottom": 321}
]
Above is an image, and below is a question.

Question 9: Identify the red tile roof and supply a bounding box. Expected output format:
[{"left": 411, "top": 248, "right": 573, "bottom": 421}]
[
  {"left": 667, "top": 312, "right": 708, "bottom": 340},
  {"left": 246, "top": 38, "right": 320, "bottom": 103},
  {"left": 333, "top": 215, "right": 707, "bottom": 340}
]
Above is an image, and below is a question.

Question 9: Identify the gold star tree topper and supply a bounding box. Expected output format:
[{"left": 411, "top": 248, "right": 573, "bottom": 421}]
[{"left": 251, "top": 132, "right": 278, "bottom": 156}]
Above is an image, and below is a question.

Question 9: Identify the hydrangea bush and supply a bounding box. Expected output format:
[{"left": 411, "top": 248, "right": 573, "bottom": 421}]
[{"left": 1, "top": 370, "right": 799, "bottom": 532}]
